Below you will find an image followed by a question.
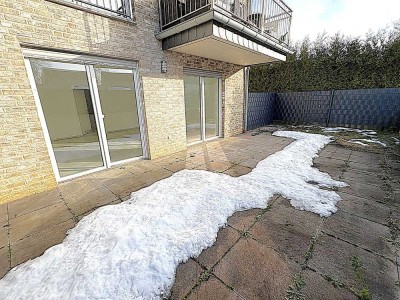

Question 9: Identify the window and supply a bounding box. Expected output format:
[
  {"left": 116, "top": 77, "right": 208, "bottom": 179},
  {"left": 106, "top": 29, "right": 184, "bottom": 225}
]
[{"left": 25, "top": 51, "right": 145, "bottom": 181}]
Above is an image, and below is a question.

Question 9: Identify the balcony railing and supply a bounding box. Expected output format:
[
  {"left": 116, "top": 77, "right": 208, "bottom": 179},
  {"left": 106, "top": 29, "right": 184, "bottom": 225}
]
[
  {"left": 159, "top": 0, "right": 292, "bottom": 46},
  {"left": 65, "top": 0, "right": 132, "bottom": 18}
]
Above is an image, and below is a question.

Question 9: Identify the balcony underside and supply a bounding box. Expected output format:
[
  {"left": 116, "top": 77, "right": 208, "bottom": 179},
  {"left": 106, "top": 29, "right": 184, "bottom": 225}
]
[{"left": 162, "top": 21, "right": 286, "bottom": 66}]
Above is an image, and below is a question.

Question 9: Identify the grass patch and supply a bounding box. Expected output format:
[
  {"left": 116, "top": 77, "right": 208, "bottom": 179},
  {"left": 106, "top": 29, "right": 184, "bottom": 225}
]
[
  {"left": 384, "top": 213, "right": 400, "bottom": 251},
  {"left": 285, "top": 273, "right": 305, "bottom": 300},
  {"left": 240, "top": 230, "right": 251, "bottom": 238},
  {"left": 322, "top": 275, "right": 345, "bottom": 288},
  {"left": 198, "top": 270, "right": 212, "bottom": 283},
  {"left": 350, "top": 256, "right": 372, "bottom": 300},
  {"left": 255, "top": 204, "right": 273, "bottom": 221}
]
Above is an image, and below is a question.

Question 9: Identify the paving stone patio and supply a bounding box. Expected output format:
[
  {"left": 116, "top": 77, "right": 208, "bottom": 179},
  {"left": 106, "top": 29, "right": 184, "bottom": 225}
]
[{"left": 0, "top": 131, "right": 399, "bottom": 299}]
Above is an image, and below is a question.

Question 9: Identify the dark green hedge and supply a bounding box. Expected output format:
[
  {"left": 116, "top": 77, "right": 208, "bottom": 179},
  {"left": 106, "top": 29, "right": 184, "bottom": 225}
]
[{"left": 250, "top": 23, "right": 400, "bottom": 92}]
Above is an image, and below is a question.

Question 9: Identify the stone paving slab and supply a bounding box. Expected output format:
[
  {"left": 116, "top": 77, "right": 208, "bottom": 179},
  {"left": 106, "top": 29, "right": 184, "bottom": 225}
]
[
  {"left": 169, "top": 259, "right": 203, "bottom": 300},
  {"left": 205, "top": 161, "right": 233, "bottom": 173},
  {"left": 347, "top": 161, "right": 382, "bottom": 173},
  {"left": 9, "top": 202, "right": 73, "bottom": 243},
  {"left": 8, "top": 190, "right": 63, "bottom": 220},
  {"left": 0, "top": 222, "right": 7, "bottom": 249},
  {"left": 0, "top": 204, "right": 7, "bottom": 224},
  {"left": 301, "top": 270, "right": 358, "bottom": 300},
  {"left": 337, "top": 192, "right": 391, "bottom": 225},
  {"left": 222, "top": 165, "right": 252, "bottom": 177},
  {"left": 187, "top": 276, "right": 244, "bottom": 300},
  {"left": 322, "top": 210, "right": 394, "bottom": 259},
  {"left": 250, "top": 197, "right": 322, "bottom": 264},
  {"left": 140, "top": 168, "right": 173, "bottom": 186},
  {"left": 196, "top": 227, "right": 240, "bottom": 269},
  {"left": 314, "top": 157, "right": 347, "bottom": 168},
  {"left": 61, "top": 186, "right": 118, "bottom": 217},
  {"left": 341, "top": 170, "right": 386, "bottom": 187},
  {"left": 348, "top": 152, "right": 383, "bottom": 166},
  {"left": 214, "top": 238, "right": 301, "bottom": 300},
  {"left": 227, "top": 209, "right": 263, "bottom": 232},
  {"left": 0, "top": 246, "right": 9, "bottom": 278},
  {"left": 237, "top": 157, "right": 264, "bottom": 169},
  {"left": 101, "top": 176, "right": 144, "bottom": 199},
  {"left": 340, "top": 181, "right": 388, "bottom": 202},
  {"left": 11, "top": 218, "right": 76, "bottom": 267},
  {"left": 308, "top": 234, "right": 400, "bottom": 300}
]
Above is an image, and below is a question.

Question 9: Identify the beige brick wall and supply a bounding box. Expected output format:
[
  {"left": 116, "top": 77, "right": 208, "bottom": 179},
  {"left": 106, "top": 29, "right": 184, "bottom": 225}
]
[
  {"left": 224, "top": 68, "right": 245, "bottom": 137},
  {"left": 0, "top": 0, "right": 245, "bottom": 203}
]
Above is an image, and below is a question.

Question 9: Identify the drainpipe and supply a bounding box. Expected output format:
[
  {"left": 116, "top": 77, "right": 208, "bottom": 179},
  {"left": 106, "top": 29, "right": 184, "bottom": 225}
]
[{"left": 244, "top": 66, "right": 250, "bottom": 131}]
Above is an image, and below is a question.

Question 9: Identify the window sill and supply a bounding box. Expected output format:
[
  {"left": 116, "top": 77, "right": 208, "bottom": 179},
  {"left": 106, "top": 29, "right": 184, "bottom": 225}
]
[{"left": 46, "top": 0, "right": 137, "bottom": 25}]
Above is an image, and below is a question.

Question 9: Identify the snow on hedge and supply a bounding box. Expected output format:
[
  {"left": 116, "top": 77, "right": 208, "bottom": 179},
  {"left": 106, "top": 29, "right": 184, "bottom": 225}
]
[{"left": 0, "top": 131, "right": 347, "bottom": 299}]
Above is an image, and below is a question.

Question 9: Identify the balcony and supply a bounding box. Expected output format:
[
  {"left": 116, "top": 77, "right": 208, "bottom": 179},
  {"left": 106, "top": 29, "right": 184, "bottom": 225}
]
[{"left": 156, "top": 0, "right": 293, "bottom": 65}]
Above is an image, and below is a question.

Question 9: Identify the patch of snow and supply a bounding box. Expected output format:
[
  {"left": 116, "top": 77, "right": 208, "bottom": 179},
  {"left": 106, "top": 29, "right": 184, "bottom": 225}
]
[
  {"left": 0, "top": 131, "right": 347, "bottom": 299},
  {"left": 349, "top": 140, "right": 369, "bottom": 147},
  {"left": 392, "top": 137, "right": 400, "bottom": 145},
  {"left": 322, "top": 127, "right": 377, "bottom": 136},
  {"left": 349, "top": 138, "right": 387, "bottom": 147}
]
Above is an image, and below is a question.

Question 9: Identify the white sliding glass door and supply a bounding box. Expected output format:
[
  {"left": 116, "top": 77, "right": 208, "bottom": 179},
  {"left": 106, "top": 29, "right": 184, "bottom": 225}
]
[
  {"left": 184, "top": 75, "right": 221, "bottom": 144},
  {"left": 26, "top": 56, "right": 145, "bottom": 181},
  {"left": 94, "top": 67, "right": 143, "bottom": 164}
]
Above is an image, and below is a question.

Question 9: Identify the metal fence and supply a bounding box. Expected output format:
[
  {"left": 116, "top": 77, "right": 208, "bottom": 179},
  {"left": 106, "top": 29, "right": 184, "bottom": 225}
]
[
  {"left": 247, "top": 88, "right": 400, "bottom": 129},
  {"left": 159, "top": 0, "right": 292, "bottom": 46},
  {"left": 67, "top": 0, "right": 132, "bottom": 18},
  {"left": 247, "top": 93, "right": 276, "bottom": 130}
]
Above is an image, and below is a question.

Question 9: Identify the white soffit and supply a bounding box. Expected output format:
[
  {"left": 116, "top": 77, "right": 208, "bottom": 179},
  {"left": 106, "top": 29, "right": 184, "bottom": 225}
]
[
  {"left": 212, "top": 25, "right": 287, "bottom": 62},
  {"left": 170, "top": 25, "right": 286, "bottom": 66}
]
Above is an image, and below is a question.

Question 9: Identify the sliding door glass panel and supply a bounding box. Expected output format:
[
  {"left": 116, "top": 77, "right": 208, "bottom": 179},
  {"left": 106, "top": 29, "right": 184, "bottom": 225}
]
[
  {"left": 30, "top": 59, "right": 104, "bottom": 177},
  {"left": 204, "top": 77, "right": 219, "bottom": 139},
  {"left": 184, "top": 76, "right": 202, "bottom": 143},
  {"left": 94, "top": 67, "right": 143, "bottom": 163}
]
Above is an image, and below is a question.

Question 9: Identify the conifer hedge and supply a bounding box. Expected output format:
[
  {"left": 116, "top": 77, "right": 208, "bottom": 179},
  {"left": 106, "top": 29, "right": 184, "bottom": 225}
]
[{"left": 249, "top": 22, "right": 400, "bottom": 92}]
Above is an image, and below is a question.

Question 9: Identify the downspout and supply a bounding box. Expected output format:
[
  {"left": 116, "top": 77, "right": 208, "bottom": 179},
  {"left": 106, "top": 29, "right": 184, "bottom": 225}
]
[{"left": 244, "top": 66, "right": 250, "bottom": 131}]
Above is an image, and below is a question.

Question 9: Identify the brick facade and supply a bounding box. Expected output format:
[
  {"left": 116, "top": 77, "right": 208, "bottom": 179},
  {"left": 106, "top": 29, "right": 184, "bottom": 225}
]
[{"left": 0, "top": 0, "right": 245, "bottom": 204}]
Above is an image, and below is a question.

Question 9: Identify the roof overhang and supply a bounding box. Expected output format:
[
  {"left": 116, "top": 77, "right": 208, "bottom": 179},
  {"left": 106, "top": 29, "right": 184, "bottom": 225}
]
[{"left": 162, "top": 22, "right": 286, "bottom": 66}]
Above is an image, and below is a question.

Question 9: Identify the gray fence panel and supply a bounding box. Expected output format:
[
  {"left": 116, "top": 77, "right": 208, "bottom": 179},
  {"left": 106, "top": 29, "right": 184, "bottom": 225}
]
[
  {"left": 328, "top": 88, "right": 400, "bottom": 128},
  {"left": 247, "top": 93, "right": 276, "bottom": 130},
  {"left": 247, "top": 88, "right": 400, "bottom": 130},
  {"left": 276, "top": 91, "right": 331, "bottom": 124}
]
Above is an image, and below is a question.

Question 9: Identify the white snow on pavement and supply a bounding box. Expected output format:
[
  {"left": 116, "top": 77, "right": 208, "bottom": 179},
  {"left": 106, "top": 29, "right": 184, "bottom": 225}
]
[{"left": 0, "top": 131, "right": 347, "bottom": 300}]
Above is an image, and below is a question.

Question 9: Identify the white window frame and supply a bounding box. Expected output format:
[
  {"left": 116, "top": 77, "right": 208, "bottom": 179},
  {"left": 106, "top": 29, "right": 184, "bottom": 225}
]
[
  {"left": 23, "top": 49, "right": 148, "bottom": 182},
  {"left": 185, "top": 75, "right": 223, "bottom": 146}
]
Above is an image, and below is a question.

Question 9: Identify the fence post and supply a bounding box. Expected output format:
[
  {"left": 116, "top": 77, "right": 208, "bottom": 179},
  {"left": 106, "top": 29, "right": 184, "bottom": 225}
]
[{"left": 326, "top": 89, "right": 335, "bottom": 127}]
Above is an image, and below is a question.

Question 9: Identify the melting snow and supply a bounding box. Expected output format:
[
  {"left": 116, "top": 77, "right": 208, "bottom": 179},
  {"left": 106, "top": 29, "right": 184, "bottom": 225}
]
[
  {"left": 322, "top": 127, "right": 377, "bottom": 136},
  {"left": 0, "top": 131, "right": 348, "bottom": 299},
  {"left": 349, "top": 138, "right": 387, "bottom": 147}
]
